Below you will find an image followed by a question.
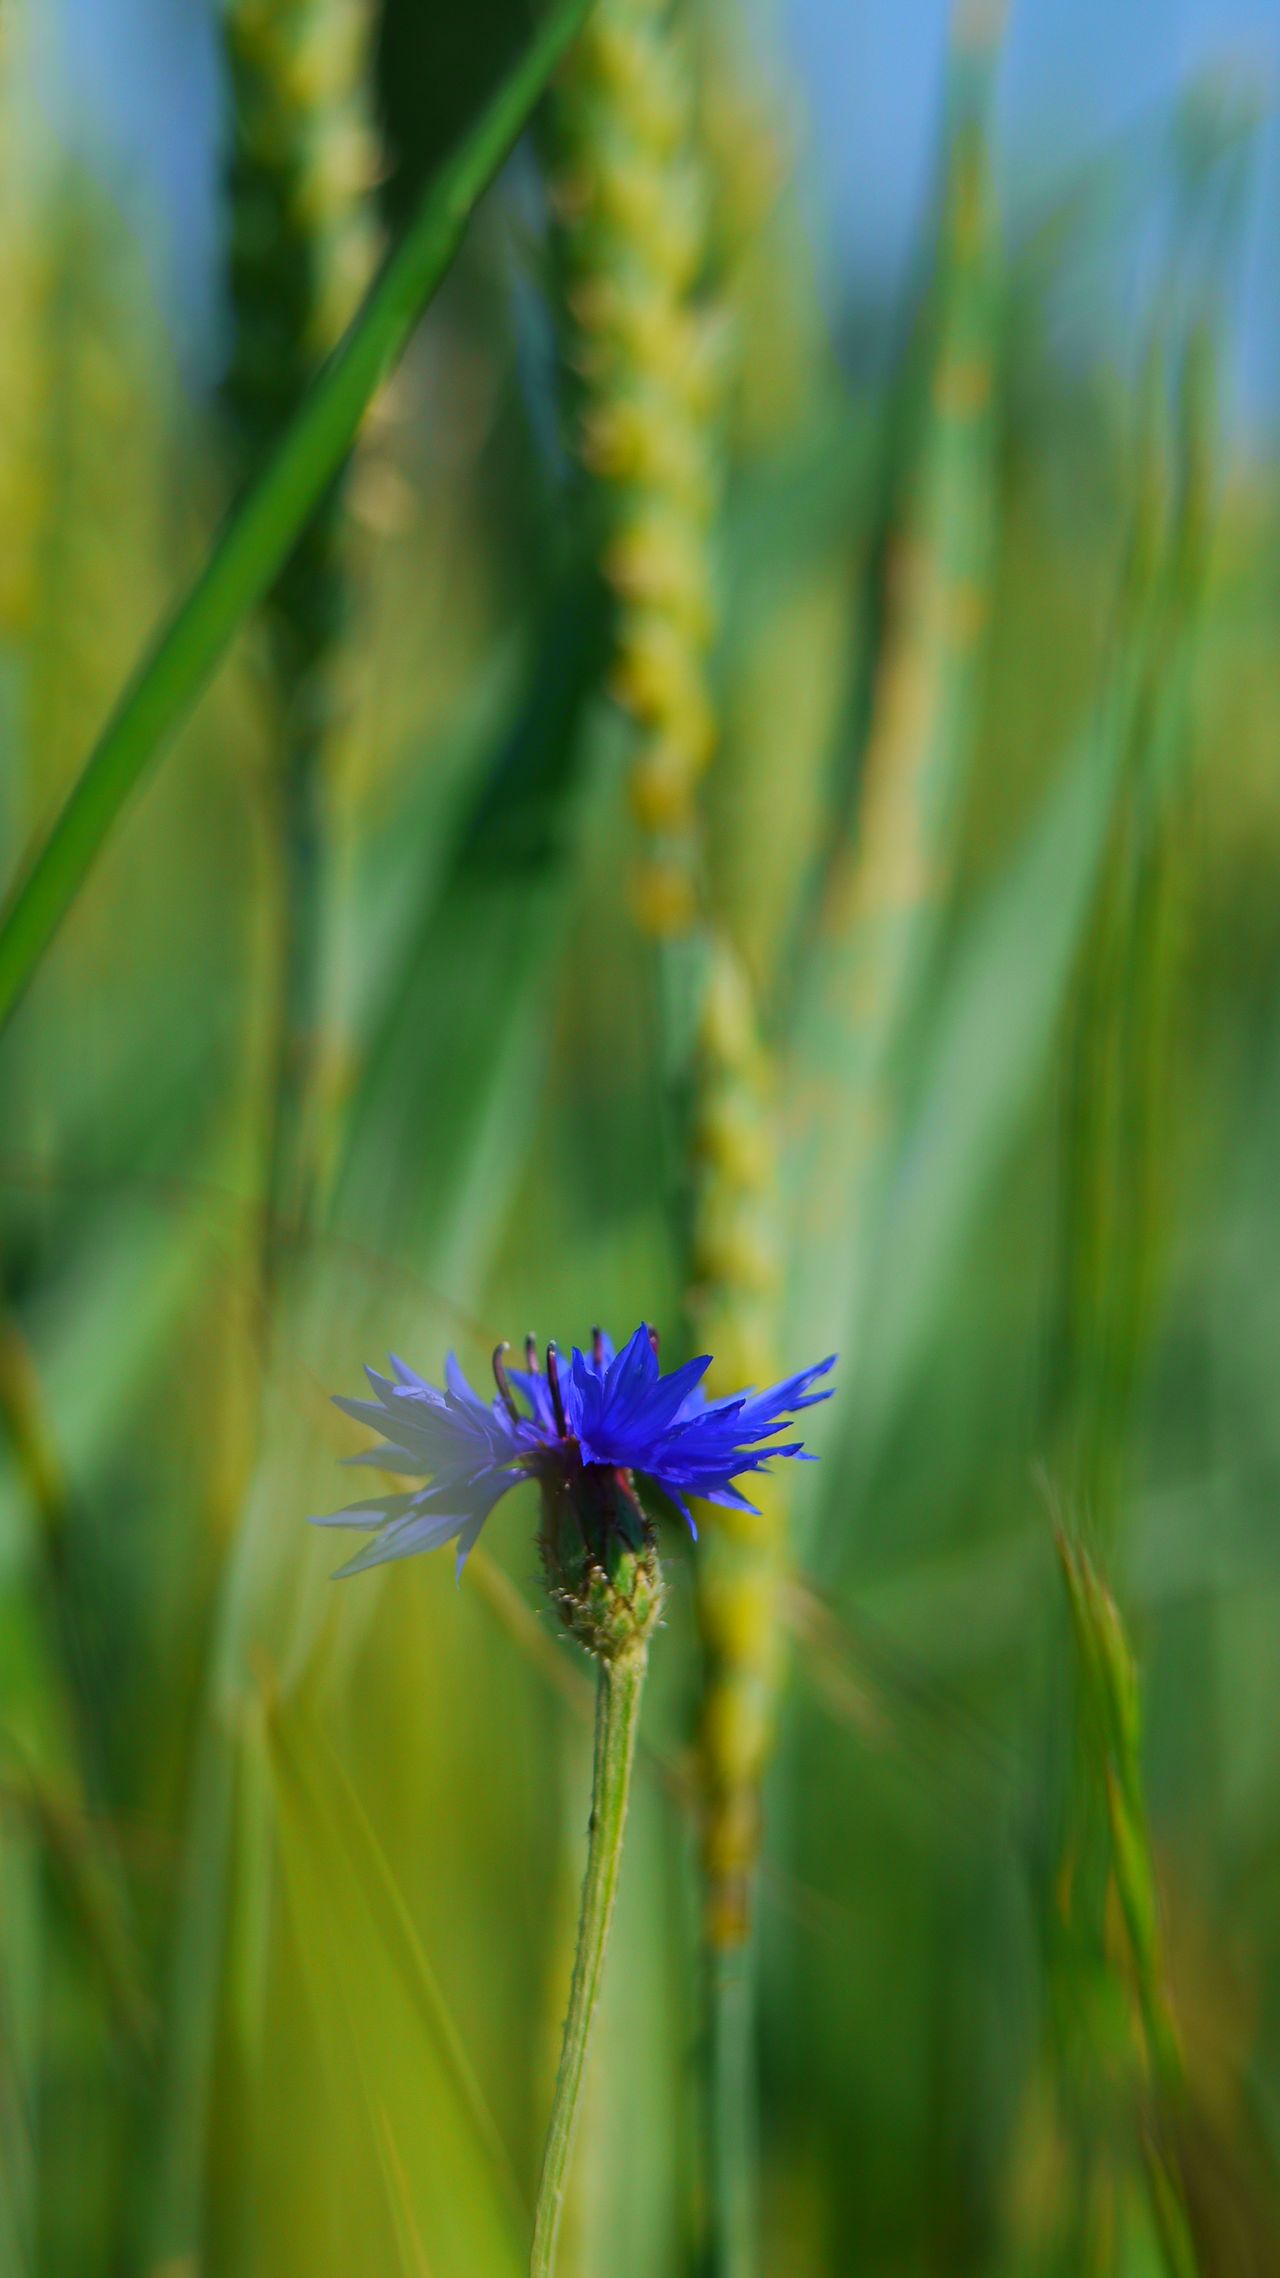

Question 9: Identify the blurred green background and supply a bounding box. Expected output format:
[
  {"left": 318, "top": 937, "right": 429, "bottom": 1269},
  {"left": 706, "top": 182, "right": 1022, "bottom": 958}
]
[{"left": 2, "top": 1, "right": 1280, "bottom": 2272}]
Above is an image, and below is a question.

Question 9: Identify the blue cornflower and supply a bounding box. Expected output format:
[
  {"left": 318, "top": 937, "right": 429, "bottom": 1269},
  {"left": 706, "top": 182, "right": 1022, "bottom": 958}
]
[{"left": 315, "top": 1323, "right": 835, "bottom": 1581}]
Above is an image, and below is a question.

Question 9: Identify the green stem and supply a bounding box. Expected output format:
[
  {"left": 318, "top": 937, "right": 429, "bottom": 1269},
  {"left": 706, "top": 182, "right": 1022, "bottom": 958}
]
[
  {"left": 1141, "top": 2126, "right": 1200, "bottom": 2278},
  {"left": 263, "top": 715, "right": 330, "bottom": 1287},
  {"left": 0, "top": 0, "right": 597, "bottom": 1038},
  {"left": 530, "top": 1643, "right": 648, "bottom": 2278},
  {"left": 705, "top": 1940, "right": 759, "bottom": 2278}
]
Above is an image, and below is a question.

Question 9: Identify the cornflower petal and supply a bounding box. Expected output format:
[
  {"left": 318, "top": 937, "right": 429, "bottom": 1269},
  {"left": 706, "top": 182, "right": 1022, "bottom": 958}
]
[
  {"left": 311, "top": 1490, "right": 416, "bottom": 1529},
  {"left": 341, "top": 1445, "right": 426, "bottom": 1473},
  {"left": 505, "top": 1366, "right": 557, "bottom": 1433}
]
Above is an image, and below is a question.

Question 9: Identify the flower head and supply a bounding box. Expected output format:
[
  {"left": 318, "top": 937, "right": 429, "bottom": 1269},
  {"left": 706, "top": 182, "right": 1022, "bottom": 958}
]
[{"left": 314, "top": 1324, "right": 835, "bottom": 1594}]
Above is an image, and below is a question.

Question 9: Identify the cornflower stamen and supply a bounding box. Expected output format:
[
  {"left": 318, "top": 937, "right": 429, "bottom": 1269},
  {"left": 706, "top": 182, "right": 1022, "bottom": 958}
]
[
  {"left": 546, "top": 1340, "right": 569, "bottom": 1439},
  {"left": 492, "top": 1341, "right": 520, "bottom": 1425}
]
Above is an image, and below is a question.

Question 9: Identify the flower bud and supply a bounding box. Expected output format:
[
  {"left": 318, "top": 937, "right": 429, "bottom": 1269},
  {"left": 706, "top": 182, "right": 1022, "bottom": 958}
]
[{"left": 538, "top": 1463, "right": 665, "bottom": 1663}]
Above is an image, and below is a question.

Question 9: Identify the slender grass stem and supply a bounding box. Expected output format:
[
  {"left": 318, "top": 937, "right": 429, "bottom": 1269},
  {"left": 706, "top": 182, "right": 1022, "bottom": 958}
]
[
  {"left": 0, "top": 1314, "right": 69, "bottom": 1568},
  {"left": 530, "top": 1642, "right": 648, "bottom": 2278},
  {"left": 0, "top": 0, "right": 597, "bottom": 1037},
  {"left": 705, "top": 1940, "right": 758, "bottom": 2278},
  {"left": 1056, "top": 1526, "right": 1202, "bottom": 2277},
  {"left": 262, "top": 719, "right": 328, "bottom": 1290}
]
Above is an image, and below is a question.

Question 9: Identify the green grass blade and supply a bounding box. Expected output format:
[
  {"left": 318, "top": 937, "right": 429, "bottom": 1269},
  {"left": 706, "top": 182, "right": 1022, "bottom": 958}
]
[
  {"left": 810, "top": 698, "right": 1133, "bottom": 1530},
  {"left": 335, "top": 569, "right": 614, "bottom": 1295},
  {"left": 782, "top": 28, "right": 1000, "bottom": 1424},
  {"left": 0, "top": 0, "right": 596, "bottom": 1036}
]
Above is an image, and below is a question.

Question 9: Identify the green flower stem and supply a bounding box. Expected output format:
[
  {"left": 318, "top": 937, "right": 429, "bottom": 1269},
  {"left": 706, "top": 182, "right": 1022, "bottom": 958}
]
[
  {"left": 0, "top": 0, "right": 596, "bottom": 1038},
  {"left": 530, "top": 1641, "right": 648, "bottom": 2278}
]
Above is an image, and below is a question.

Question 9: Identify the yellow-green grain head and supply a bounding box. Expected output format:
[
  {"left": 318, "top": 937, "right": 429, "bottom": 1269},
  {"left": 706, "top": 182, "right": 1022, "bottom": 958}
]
[{"left": 555, "top": 0, "right": 727, "bottom": 935}]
